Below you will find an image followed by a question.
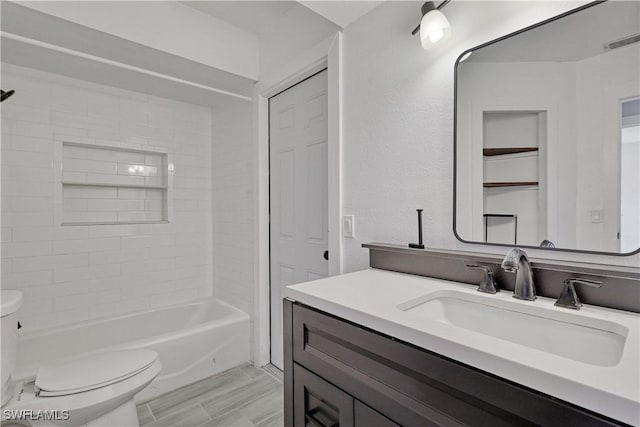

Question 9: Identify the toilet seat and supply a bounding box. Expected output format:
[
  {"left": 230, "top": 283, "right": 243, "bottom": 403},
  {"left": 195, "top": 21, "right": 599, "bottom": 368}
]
[
  {"left": 4, "top": 355, "right": 161, "bottom": 427},
  {"left": 35, "top": 349, "right": 158, "bottom": 397}
]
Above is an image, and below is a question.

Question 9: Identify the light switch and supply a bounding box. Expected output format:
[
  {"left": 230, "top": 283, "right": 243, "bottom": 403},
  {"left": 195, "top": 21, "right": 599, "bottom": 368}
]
[
  {"left": 343, "top": 215, "right": 355, "bottom": 238},
  {"left": 590, "top": 209, "right": 603, "bottom": 223}
]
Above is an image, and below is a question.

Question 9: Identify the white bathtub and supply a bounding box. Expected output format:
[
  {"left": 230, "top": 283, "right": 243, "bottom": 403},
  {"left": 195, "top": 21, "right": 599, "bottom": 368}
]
[{"left": 14, "top": 297, "right": 250, "bottom": 402}]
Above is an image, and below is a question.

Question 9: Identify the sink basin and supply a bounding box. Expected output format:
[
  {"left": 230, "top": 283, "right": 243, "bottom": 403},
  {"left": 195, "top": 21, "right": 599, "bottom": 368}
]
[{"left": 398, "top": 290, "right": 627, "bottom": 367}]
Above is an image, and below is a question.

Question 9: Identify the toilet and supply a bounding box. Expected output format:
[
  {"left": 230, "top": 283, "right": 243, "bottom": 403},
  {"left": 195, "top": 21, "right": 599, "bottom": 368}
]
[{"left": 1, "top": 291, "right": 161, "bottom": 427}]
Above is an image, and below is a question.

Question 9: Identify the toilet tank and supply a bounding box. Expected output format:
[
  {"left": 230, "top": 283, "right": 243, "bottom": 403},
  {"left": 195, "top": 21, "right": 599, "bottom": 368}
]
[{"left": 1, "top": 290, "right": 22, "bottom": 407}]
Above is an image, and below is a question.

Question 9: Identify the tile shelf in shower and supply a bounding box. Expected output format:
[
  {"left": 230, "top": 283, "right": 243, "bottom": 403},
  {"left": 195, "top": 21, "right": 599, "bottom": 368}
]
[
  {"left": 61, "top": 181, "right": 168, "bottom": 190},
  {"left": 58, "top": 138, "right": 172, "bottom": 227}
]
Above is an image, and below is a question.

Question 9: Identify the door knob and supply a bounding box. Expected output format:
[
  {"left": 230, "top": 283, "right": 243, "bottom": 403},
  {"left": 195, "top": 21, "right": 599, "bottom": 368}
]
[{"left": 323, "top": 250, "right": 329, "bottom": 260}]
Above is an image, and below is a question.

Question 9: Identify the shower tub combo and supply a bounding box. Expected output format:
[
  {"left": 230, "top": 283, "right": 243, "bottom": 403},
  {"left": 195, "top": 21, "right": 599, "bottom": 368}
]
[{"left": 14, "top": 297, "right": 250, "bottom": 402}]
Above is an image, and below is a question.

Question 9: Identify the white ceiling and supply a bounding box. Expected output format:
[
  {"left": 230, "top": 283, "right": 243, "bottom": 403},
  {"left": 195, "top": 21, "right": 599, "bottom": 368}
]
[
  {"left": 468, "top": 1, "right": 640, "bottom": 63},
  {"left": 181, "top": 1, "right": 297, "bottom": 36},
  {"left": 182, "top": 0, "right": 383, "bottom": 33},
  {"left": 297, "top": 1, "right": 384, "bottom": 28}
]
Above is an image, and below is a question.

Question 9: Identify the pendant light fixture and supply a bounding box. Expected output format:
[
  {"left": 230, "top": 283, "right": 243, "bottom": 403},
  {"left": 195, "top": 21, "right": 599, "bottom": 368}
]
[{"left": 411, "top": 1, "right": 452, "bottom": 50}]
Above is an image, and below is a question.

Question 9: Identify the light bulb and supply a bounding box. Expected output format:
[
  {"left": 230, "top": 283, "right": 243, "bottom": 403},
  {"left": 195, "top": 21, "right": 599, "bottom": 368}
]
[
  {"left": 428, "top": 29, "right": 444, "bottom": 43},
  {"left": 420, "top": 9, "right": 451, "bottom": 50}
]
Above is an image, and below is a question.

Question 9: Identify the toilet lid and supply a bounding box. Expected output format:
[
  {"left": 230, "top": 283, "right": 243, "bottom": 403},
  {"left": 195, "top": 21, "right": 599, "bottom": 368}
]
[{"left": 35, "top": 349, "right": 158, "bottom": 397}]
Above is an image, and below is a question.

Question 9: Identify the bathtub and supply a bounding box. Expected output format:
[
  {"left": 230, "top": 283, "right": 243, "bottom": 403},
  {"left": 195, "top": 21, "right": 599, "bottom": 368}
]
[{"left": 14, "top": 297, "right": 250, "bottom": 402}]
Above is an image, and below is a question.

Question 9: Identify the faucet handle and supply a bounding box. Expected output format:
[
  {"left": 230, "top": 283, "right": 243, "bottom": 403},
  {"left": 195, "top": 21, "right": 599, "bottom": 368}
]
[
  {"left": 554, "top": 278, "right": 602, "bottom": 310},
  {"left": 466, "top": 264, "right": 499, "bottom": 294}
]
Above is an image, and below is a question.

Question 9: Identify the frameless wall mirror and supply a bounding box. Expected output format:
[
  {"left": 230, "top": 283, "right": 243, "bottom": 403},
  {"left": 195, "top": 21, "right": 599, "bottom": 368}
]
[{"left": 454, "top": 0, "right": 640, "bottom": 256}]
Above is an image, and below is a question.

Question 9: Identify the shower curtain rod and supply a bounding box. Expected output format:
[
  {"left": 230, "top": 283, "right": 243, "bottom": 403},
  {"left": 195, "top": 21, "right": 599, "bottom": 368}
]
[{"left": 0, "top": 31, "right": 252, "bottom": 102}]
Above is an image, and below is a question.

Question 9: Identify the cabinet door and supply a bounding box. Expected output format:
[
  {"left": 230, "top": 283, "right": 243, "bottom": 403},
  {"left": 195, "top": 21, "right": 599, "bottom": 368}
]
[
  {"left": 294, "top": 364, "right": 354, "bottom": 427},
  {"left": 354, "top": 401, "right": 399, "bottom": 427}
]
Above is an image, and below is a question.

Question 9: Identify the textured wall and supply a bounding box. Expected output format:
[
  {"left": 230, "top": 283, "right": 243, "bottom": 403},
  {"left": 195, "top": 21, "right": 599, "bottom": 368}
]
[
  {"left": 1, "top": 63, "right": 215, "bottom": 332},
  {"left": 341, "top": 1, "right": 640, "bottom": 272}
]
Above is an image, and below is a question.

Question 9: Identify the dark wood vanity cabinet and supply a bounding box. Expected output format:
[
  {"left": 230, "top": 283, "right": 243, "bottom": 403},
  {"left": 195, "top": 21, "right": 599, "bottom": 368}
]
[
  {"left": 283, "top": 299, "right": 626, "bottom": 427},
  {"left": 294, "top": 364, "right": 398, "bottom": 427}
]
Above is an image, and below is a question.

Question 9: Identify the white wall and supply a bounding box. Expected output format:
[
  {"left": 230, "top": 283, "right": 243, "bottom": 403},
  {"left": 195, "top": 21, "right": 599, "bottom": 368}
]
[
  {"left": 341, "top": 0, "right": 640, "bottom": 271},
  {"left": 1, "top": 63, "right": 215, "bottom": 332},
  {"left": 15, "top": 1, "right": 260, "bottom": 80},
  {"left": 575, "top": 45, "right": 640, "bottom": 252},
  {"left": 258, "top": 3, "right": 340, "bottom": 82},
  {"left": 211, "top": 99, "right": 254, "bottom": 316},
  {"left": 620, "top": 137, "right": 640, "bottom": 253}
]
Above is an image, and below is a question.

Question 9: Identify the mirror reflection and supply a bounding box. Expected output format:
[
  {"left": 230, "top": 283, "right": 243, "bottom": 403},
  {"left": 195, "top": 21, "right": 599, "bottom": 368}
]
[{"left": 455, "top": 1, "right": 640, "bottom": 254}]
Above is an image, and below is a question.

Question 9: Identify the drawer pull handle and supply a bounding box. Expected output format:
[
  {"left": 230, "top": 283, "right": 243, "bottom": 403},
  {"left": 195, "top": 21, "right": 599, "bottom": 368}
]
[{"left": 306, "top": 407, "right": 338, "bottom": 427}]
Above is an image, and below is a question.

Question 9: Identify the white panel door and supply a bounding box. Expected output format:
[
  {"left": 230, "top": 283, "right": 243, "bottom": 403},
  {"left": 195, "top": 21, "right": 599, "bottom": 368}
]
[{"left": 269, "top": 70, "right": 328, "bottom": 369}]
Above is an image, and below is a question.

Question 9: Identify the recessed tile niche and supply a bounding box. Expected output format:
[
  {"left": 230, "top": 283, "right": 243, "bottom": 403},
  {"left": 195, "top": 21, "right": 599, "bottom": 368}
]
[{"left": 57, "top": 139, "right": 172, "bottom": 226}]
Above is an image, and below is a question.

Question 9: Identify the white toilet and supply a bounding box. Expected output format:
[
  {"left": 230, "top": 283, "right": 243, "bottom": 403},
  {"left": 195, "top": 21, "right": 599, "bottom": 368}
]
[{"left": 1, "top": 291, "right": 161, "bottom": 427}]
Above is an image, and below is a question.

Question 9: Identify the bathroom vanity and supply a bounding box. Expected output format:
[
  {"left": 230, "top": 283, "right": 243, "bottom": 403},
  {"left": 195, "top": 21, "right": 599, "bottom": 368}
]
[
  {"left": 283, "top": 268, "right": 639, "bottom": 426},
  {"left": 280, "top": 2, "right": 640, "bottom": 425}
]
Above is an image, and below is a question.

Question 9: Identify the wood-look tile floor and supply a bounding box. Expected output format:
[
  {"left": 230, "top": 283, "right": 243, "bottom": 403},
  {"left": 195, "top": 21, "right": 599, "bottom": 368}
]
[{"left": 137, "top": 364, "right": 284, "bottom": 427}]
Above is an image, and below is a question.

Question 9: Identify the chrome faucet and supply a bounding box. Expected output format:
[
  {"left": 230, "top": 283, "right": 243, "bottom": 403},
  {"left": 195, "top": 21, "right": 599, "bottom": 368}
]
[
  {"left": 501, "top": 247, "right": 536, "bottom": 301},
  {"left": 555, "top": 277, "right": 602, "bottom": 310},
  {"left": 466, "top": 264, "right": 499, "bottom": 294}
]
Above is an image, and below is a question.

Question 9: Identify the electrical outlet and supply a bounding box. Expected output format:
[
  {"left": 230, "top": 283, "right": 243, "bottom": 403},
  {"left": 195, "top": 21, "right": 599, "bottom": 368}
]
[{"left": 343, "top": 215, "right": 355, "bottom": 238}]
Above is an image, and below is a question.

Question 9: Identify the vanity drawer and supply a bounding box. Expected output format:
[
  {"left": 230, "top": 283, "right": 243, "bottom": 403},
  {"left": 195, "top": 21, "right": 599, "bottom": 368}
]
[{"left": 290, "top": 302, "right": 623, "bottom": 427}]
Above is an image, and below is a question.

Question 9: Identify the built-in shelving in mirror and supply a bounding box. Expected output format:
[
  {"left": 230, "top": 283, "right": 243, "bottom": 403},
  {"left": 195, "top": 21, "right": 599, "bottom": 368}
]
[{"left": 454, "top": 0, "right": 640, "bottom": 255}]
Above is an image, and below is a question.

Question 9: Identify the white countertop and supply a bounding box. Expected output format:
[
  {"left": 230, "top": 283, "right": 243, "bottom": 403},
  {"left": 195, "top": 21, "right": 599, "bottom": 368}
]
[{"left": 285, "top": 268, "right": 640, "bottom": 425}]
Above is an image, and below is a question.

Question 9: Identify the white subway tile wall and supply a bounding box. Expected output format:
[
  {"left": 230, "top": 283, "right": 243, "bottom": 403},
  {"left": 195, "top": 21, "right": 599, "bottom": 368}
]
[
  {"left": 1, "top": 63, "right": 215, "bottom": 332},
  {"left": 211, "top": 100, "right": 254, "bottom": 317}
]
